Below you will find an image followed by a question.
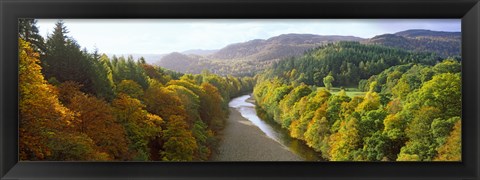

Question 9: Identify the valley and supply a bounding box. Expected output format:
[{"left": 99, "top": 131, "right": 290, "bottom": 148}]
[{"left": 20, "top": 18, "right": 461, "bottom": 162}]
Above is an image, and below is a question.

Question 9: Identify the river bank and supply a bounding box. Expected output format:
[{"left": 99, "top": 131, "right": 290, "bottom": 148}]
[{"left": 211, "top": 95, "right": 302, "bottom": 161}]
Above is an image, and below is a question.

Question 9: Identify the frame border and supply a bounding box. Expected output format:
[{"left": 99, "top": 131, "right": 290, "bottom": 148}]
[{"left": 1, "top": 0, "right": 479, "bottom": 179}]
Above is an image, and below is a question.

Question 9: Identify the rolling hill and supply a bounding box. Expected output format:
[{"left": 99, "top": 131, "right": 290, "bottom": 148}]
[
  {"left": 158, "top": 34, "right": 364, "bottom": 75},
  {"left": 157, "top": 30, "right": 460, "bottom": 76},
  {"left": 363, "top": 29, "right": 461, "bottom": 57},
  {"left": 210, "top": 34, "right": 363, "bottom": 61}
]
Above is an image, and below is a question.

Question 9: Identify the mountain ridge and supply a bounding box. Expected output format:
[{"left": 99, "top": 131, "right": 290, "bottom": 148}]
[
  {"left": 156, "top": 29, "right": 460, "bottom": 76},
  {"left": 363, "top": 29, "right": 460, "bottom": 57}
]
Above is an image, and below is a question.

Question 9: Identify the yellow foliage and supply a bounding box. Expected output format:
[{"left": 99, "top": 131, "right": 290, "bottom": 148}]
[
  {"left": 328, "top": 117, "right": 361, "bottom": 161},
  {"left": 355, "top": 91, "right": 380, "bottom": 112},
  {"left": 19, "top": 39, "right": 75, "bottom": 160},
  {"left": 67, "top": 91, "right": 130, "bottom": 159},
  {"left": 434, "top": 120, "right": 461, "bottom": 161}
]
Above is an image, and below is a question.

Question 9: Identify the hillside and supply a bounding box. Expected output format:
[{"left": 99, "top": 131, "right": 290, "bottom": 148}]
[
  {"left": 157, "top": 30, "right": 459, "bottom": 76},
  {"left": 158, "top": 34, "right": 364, "bottom": 76},
  {"left": 364, "top": 29, "right": 461, "bottom": 57},
  {"left": 182, "top": 49, "right": 218, "bottom": 56},
  {"left": 210, "top": 34, "right": 363, "bottom": 61},
  {"left": 157, "top": 52, "right": 203, "bottom": 73},
  {"left": 395, "top": 29, "right": 461, "bottom": 38},
  {"left": 258, "top": 41, "right": 441, "bottom": 87}
]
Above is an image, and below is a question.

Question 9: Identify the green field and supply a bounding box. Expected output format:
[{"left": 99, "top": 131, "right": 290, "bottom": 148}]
[{"left": 317, "top": 87, "right": 366, "bottom": 98}]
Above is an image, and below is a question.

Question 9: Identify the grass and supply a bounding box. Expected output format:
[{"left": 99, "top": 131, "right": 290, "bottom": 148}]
[{"left": 316, "top": 87, "right": 366, "bottom": 98}]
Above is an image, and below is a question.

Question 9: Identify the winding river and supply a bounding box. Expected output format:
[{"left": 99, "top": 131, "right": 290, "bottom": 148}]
[{"left": 212, "top": 94, "right": 323, "bottom": 161}]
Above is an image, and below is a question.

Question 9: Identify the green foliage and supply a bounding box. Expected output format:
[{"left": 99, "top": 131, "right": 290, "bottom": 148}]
[
  {"left": 355, "top": 91, "right": 381, "bottom": 113},
  {"left": 397, "top": 106, "right": 440, "bottom": 161},
  {"left": 192, "top": 120, "right": 215, "bottom": 160},
  {"left": 43, "top": 21, "right": 97, "bottom": 94},
  {"left": 435, "top": 120, "right": 461, "bottom": 161},
  {"left": 111, "top": 55, "right": 150, "bottom": 89},
  {"left": 328, "top": 117, "right": 361, "bottom": 161},
  {"left": 433, "top": 59, "right": 461, "bottom": 74},
  {"left": 166, "top": 85, "right": 201, "bottom": 124},
  {"left": 323, "top": 73, "right": 334, "bottom": 90},
  {"left": 254, "top": 54, "right": 461, "bottom": 161},
  {"left": 262, "top": 41, "right": 439, "bottom": 87},
  {"left": 359, "top": 109, "right": 387, "bottom": 138},
  {"left": 304, "top": 114, "right": 330, "bottom": 153},
  {"left": 111, "top": 94, "right": 163, "bottom": 160},
  {"left": 116, "top": 80, "right": 144, "bottom": 99},
  {"left": 360, "top": 60, "right": 461, "bottom": 100},
  {"left": 19, "top": 19, "right": 46, "bottom": 53},
  {"left": 431, "top": 117, "right": 459, "bottom": 145},
  {"left": 90, "top": 53, "right": 116, "bottom": 101},
  {"left": 278, "top": 84, "right": 313, "bottom": 128},
  {"left": 407, "top": 73, "right": 461, "bottom": 118},
  {"left": 161, "top": 115, "right": 198, "bottom": 161}
]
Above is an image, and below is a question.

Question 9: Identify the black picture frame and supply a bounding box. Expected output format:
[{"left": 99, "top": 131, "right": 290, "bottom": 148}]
[{"left": 1, "top": 0, "right": 479, "bottom": 179}]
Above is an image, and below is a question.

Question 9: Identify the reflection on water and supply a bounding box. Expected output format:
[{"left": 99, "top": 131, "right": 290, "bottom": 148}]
[{"left": 229, "top": 95, "right": 324, "bottom": 161}]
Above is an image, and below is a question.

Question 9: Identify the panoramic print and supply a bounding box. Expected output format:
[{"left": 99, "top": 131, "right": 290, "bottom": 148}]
[{"left": 19, "top": 19, "right": 461, "bottom": 161}]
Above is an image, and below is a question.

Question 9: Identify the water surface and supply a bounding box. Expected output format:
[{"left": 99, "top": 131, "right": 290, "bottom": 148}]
[{"left": 229, "top": 95, "right": 323, "bottom": 161}]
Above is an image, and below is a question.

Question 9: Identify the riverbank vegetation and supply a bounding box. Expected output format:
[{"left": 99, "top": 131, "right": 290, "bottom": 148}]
[
  {"left": 19, "top": 20, "right": 254, "bottom": 161},
  {"left": 19, "top": 19, "right": 461, "bottom": 162},
  {"left": 254, "top": 42, "right": 461, "bottom": 161}
]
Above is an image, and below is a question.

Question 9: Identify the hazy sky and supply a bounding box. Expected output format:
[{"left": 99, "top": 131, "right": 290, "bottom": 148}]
[{"left": 36, "top": 19, "right": 461, "bottom": 55}]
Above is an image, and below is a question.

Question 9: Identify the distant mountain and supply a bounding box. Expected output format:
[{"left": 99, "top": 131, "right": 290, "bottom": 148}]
[
  {"left": 156, "top": 30, "right": 460, "bottom": 76},
  {"left": 210, "top": 34, "right": 364, "bottom": 61},
  {"left": 182, "top": 49, "right": 218, "bottom": 56},
  {"left": 158, "top": 34, "right": 364, "bottom": 76},
  {"left": 394, "top": 29, "right": 461, "bottom": 39},
  {"left": 364, "top": 29, "right": 461, "bottom": 57},
  {"left": 158, "top": 52, "right": 201, "bottom": 73}
]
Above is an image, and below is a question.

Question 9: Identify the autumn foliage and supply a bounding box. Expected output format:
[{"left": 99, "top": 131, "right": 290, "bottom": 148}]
[
  {"left": 18, "top": 21, "right": 254, "bottom": 161},
  {"left": 254, "top": 58, "right": 462, "bottom": 161}
]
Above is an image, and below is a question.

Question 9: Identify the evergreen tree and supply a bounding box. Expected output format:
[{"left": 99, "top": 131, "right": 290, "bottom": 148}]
[
  {"left": 43, "top": 20, "right": 96, "bottom": 94},
  {"left": 19, "top": 19, "right": 46, "bottom": 53}
]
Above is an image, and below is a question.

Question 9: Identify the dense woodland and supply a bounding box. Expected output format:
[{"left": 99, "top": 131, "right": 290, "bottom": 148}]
[
  {"left": 19, "top": 19, "right": 461, "bottom": 162},
  {"left": 261, "top": 42, "right": 448, "bottom": 87},
  {"left": 19, "top": 20, "right": 254, "bottom": 161},
  {"left": 253, "top": 42, "right": 461, "bottom": 161}
]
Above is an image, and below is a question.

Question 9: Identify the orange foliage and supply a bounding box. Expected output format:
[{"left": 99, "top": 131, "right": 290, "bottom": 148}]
[
  {"left": 144, "top": 84, "right": 187, "bottom": 122},
  {"left": 200, "top": 82, "right": 226, "bottom": 131},
  {"left": 60, "top": 83, "right": 131, "bottom": 160},
  {"left": 19, "top": 39, "right": 75, "bottom": 160}
]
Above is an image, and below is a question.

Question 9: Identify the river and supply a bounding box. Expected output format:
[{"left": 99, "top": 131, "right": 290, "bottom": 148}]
[{"left": 212, "top": 94, "right": 323, "bottom": 161}]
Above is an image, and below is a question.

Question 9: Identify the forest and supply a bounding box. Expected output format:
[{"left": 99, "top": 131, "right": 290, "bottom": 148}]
[
  {"left": 19, "top": 20, "right": 254, "bottom": 161},
  {"left": 253, "top": 42, "right": 461, "bottom": 161},
  {"left": 19, "top": 19, "right": 461, "bottom": 162}
]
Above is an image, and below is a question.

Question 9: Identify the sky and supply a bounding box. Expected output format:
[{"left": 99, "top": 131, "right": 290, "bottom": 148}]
[{"left": 36, "top": 19, "right": 461, "bottom": 55}]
